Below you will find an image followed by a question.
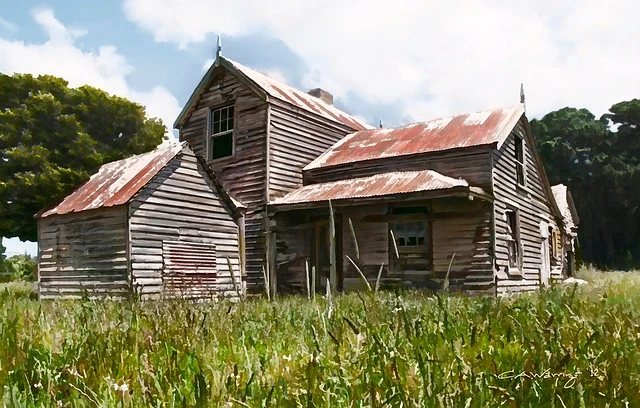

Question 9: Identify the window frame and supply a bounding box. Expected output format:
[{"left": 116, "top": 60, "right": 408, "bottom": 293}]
[
  {"left": 505, "top": 208, "right": 522, "bottom": 271},
  {"left": 388, "top": 205, "right": 433, "bottom": 273},
  {"left": 206, "top": 104, "right": 236, "bottom": 162},
  {"left": 514, "top": 135, "right": 526, "bottom": 187}
]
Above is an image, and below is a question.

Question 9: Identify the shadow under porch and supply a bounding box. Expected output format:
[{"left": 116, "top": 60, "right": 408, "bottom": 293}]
[{"left": 268, "top": 196, "right": 495, "bottom": 294}]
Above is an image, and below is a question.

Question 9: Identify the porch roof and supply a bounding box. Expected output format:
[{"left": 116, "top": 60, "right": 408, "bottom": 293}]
[{"left": 270, "top": 170, "right": 488, "bottom": 207}]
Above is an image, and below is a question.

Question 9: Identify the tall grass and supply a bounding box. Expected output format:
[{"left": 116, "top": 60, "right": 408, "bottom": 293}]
[{"left": 1, "top": 270, "right": 640, "bottom": 406}]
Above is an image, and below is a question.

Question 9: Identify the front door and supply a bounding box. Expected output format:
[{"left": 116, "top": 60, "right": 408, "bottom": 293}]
[{"left": 312, "top": 219, "right": 343, "bottom": 291}]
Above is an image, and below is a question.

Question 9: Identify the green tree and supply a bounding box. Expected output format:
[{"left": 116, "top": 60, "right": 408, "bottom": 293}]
[
  {"left": 0, "top": 73, "right": 166, "bottom": 242},
  {"left": 531, "top": 100, "right": 640, "bottom": 269}
]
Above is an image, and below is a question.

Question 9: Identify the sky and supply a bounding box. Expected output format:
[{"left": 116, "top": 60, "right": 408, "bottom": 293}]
[{"left": 2, "top": 0, "right": 640, "bottom": 255}]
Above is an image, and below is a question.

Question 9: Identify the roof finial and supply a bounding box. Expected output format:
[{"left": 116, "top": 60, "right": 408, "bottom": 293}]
[
  {"left": 520, "top": 83, "right": 526, "bottom": 112},
  {"left": 215, "top": 35, "right": 222, "bottom": 62},
  {"left": 379, "top": 118, "right": 383, "bottom": 128}
]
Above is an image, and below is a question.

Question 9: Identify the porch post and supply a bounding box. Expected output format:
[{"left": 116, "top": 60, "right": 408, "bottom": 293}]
[{"left": 329, "top": 200, "right": 337, "bottom": 294}]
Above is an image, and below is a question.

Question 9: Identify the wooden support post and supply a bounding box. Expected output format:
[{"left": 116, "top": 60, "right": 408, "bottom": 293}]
[
  {"left": 329, "top": 200, "right": 337, "bottom": 294},
  {"left": 238, "top": 214, "right": 246, "bottom": 292}
]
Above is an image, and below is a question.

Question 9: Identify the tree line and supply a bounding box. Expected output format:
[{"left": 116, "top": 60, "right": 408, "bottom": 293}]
[
  {"left": 531, "top": 100, "right": 640, "bottom": 269},
  {"left": 1, "top": 72, "right": 639, "bottom": 269}
]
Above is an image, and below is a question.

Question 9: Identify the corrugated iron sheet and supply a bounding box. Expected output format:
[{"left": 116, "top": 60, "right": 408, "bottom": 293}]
[
  {"left": 271, "top": 170, "right": 470, "bottom": 205},
  {"left": 305, "top": 105, "right": 525, "bottom": 170},
  {"left": 225, "top": 58, "right": 373, "bottom": 131},
  {"left": 40, "top": 142, "right": 186, "bottom": 218}
]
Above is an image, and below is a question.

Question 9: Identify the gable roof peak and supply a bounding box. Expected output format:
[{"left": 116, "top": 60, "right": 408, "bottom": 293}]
[{"left": 174, "top": 56, "right": 372, "bottom": 131}]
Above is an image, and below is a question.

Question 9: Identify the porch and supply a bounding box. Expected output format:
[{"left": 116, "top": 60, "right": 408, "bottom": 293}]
[{"left": 267, "top": 170, "right": 496, "bottom": 294}]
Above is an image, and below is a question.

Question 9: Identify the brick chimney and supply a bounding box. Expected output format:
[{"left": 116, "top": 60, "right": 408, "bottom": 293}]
[{"left": 307, "top": 88, "right": 333, "bottom": 105}]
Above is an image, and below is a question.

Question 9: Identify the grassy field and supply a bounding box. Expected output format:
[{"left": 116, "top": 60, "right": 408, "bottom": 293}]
[{"left": 1, "top": 269, "right": 640, "bottom": 407}]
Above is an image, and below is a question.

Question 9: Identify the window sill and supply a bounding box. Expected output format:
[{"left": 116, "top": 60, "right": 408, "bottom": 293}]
[{"left": 206, "top": 155, "right": 235, "bottom": 165}]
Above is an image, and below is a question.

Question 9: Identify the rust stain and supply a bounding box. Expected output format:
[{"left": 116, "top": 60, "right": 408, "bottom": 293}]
[
  {"left": 305, "top": 105, "right": 525, "bottom": 170},
  {"left": 227, "top": 58, "right": 372, "bottom": 131},
  {"left": 40, "top": 142, "right": 186, "bottom": 218},
  {"left": 271, "top": 170, "right": 471, "bottom": 205}
]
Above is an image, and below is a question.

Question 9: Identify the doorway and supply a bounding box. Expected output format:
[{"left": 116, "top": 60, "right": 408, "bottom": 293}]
[{"left": 311, "top": 218, "right": 343, "bottom": 292}]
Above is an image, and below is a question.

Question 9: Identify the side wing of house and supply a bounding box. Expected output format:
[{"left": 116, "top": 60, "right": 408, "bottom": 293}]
[
  {"left": 492, "top": 117, "right": 564, "bottom": 292},
  {"left": 128, "top": 146, "right": 241, "bottom": 299},
  {"left": 268, "top": 100, "right": 362, "bottom": 200},
  {"left": 177, "top": 67, "right": 268, "bottom": 291},
  {"left": 38, "top": 206, "right": 129, "bottom": 299}
]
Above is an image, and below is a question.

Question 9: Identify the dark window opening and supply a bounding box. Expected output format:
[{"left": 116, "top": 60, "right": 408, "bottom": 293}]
[
  {"left": 515, "top": 136, "right": 525, "bottom": 186},
  {"left": 209, "top": 105, "right": 234, "bottom": 160},
  {"left": 390, "top": 220, "right": 430, "bottom": 272},
  {"left": 506, "top": 210, "right": 521, "bottom": 269}
]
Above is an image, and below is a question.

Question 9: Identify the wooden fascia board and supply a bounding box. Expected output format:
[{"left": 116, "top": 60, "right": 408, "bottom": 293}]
[
  {"left": 519, "top": 115, "right": 564, "bottom": 222},
  {"left": 268, "top": 186, "right": 486, "bottom": 213}
]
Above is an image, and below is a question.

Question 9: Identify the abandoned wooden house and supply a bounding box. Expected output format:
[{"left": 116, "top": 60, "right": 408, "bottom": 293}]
[
  {"left": 38, "top": 52, "right": 579, "bottom": 298},
  {"left": 36, "top": 142, "right": 245, "bottom": 299}
]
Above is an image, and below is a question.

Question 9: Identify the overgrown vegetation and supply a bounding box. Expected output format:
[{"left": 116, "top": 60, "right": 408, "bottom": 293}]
[{"left": 2, "top": 270, "right": 639, "bottom": 406}]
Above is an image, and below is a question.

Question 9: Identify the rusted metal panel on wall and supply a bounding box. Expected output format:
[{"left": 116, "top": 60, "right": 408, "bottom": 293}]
[{"left": 162, "top": 241, "right": 219, "bottom": 298}]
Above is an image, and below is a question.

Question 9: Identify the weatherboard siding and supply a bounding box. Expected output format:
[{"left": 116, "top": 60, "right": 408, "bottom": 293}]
[
  {"left": 38, "top": 206, "right": 129, "bottom": 299},
  {"left": 492, "top": 119, "right": 563, "bottom": 293},
  {"left": 268, "top": 99, "right": 357, "bottom": 200},
  {"left": 179, "top": 69, "right": 268, "bottom": 291},
  {"left": 129, "top": 149, "right": 240, "bottom": 299}
]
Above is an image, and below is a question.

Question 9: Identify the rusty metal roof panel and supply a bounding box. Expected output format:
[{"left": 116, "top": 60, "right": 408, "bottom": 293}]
[
  {"left": 305, "top": 105, "right": 525, "bottom": 170},
  {"left": 40, "top": 142, "right": 186, "bottom": 218},
  {"left": 270, "top": 170, "right": 470, "bottom": 205},
  {"left": 225, "top": 58, "right": 373, "bottom": 131}
]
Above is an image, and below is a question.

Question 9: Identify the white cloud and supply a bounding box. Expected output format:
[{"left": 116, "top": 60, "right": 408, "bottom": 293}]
[
  {"left": 124, "top": 0, "right": 640, "bottom": 121},
  {"left": 0, "top": 8, "right": 181, "bottom": 134}
]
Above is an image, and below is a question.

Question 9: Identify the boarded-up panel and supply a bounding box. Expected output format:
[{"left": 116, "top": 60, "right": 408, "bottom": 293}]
[{"left": 38, "top": 206, "right": 129, "bottom": 299}]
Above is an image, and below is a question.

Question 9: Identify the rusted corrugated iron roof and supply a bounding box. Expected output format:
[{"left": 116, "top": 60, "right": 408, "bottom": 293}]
[
  {"left": 225, "top": 58, "right": 372, "bottom": 131},
  {"left": 39, "top": 142, "right": 186, "bottom": 218},
  {"left": 174, "top": 56, "right": 372, "bottom": 131},
  {"left": 270, "top": 170, "right": 471, "bottom": 206},
  {"left": 305, "top": 105, "right": 525, "bottom": 170}
]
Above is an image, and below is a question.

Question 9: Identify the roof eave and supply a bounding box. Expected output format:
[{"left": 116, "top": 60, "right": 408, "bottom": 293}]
[{"left": 269, "top": 185, "right": 491, "bottom": 212}]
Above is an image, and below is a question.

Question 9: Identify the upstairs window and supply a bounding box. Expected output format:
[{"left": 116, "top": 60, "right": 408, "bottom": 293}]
[
  {"left": 515, "top": 136, "right": 525, "bottom": 186},
  {"left": 505, "top": 209, "right": 521, "bottom": 269},
  {"left": 208, "top": 105, "right": 234, "bottom": 160}
]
